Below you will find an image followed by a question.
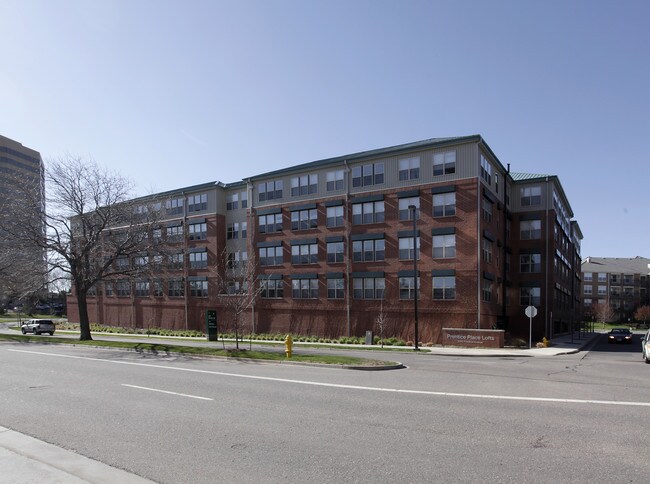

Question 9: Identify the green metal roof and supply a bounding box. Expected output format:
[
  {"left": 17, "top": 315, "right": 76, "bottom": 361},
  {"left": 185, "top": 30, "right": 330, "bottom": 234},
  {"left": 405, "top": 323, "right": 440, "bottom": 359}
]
[{"left": 509, "top": 172, "right": 551, "bottom": 182}]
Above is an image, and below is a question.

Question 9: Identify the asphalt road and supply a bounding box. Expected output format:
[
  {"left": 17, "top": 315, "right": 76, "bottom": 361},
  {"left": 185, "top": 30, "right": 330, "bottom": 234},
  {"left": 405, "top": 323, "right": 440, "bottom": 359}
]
[{"left": 1, "top": 333, "right": 649, "bottom": 483}]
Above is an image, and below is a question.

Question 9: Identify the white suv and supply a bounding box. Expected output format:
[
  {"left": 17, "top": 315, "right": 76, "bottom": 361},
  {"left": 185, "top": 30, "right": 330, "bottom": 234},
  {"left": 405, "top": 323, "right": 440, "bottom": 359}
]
[
  {"left": 21, "top": 319, "right": 56, "bottom": 336},
  {"left": 642, "top": 329, "right": 650, "bottom": 364}
]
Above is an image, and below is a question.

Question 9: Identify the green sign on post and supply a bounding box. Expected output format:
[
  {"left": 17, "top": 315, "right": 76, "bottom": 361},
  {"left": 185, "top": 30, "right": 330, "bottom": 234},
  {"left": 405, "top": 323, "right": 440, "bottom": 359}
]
[{"left": 206, "top": 309, "right": 218, "bottom": 341}]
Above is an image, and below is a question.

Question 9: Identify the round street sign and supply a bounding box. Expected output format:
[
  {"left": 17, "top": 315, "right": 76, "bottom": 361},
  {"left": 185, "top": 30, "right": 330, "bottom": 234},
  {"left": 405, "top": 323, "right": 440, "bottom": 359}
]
[{"left": 525, "top": 305, "right": 538, "bottom": 318}]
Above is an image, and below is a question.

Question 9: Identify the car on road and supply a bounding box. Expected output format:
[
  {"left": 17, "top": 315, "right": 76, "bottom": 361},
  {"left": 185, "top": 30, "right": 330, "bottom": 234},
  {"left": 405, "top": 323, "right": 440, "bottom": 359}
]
[
  {"left": 607, "top": 328, "right": 633, "bottom": 344},
  {"left": 21, "top": 319, "right": 56, "bottom": 335},
  {"left": 642, "top": 329, "right": 650, "bottom": 363}
]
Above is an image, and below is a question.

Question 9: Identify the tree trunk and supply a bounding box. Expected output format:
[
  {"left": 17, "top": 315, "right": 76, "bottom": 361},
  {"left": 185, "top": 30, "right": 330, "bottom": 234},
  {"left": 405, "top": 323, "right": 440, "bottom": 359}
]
[{"left": 76, "top": 289, "right": 93, "bottom": 341}]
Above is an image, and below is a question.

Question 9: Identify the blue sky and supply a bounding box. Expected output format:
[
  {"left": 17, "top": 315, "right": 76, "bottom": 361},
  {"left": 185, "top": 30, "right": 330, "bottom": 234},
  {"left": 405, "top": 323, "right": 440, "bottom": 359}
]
[{"left": 1, "top": 0, "right": 648, "bottom": 259}]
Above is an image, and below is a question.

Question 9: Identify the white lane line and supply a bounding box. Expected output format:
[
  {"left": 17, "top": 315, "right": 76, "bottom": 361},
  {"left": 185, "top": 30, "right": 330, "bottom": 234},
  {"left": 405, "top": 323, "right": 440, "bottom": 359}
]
[
  {"left": 121, "top": 384, "right": 213, "bottom": 401},
  {"left": 8, "top": 348, "right": 650, "bottom": 408}
]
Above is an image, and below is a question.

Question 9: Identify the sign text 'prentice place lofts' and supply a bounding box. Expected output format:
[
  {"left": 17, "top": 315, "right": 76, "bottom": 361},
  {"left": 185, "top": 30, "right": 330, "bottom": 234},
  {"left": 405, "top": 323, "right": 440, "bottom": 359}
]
[{"left": 67, "top": 135, "right": 583, "bottom": 344}]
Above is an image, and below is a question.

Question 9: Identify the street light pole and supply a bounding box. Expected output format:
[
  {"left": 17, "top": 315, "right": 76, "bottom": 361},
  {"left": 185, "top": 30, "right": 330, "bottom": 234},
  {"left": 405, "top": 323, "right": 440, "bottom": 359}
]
[{"left": 409, "top": 205, "right": 419, "bottom": 351}]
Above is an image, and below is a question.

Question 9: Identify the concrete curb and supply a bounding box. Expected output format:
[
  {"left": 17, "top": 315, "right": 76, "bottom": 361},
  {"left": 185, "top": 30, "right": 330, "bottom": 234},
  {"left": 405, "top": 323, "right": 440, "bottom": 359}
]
[{"left": 0, "top": 426, "right": 152, "bottom": 483}]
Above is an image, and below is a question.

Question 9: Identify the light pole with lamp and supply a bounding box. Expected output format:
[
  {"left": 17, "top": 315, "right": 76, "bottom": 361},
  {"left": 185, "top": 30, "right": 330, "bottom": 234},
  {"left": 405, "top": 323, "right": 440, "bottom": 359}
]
[{"left": 409, "top": 205, "right": 419, "bottom": 351}]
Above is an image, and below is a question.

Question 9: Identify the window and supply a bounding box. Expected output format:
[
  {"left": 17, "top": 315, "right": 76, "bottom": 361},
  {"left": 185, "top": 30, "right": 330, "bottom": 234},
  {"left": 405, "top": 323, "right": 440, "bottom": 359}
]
[
  {"left": 353, "top": 277, "right": 385, "bottom": 299},
  {"left": 326, "top": 206, "right": 344, "bottom": 227},
  {"left": 432, "top": 234, "right": 456, "bottom": 258},
  {"left": 260, "top": 279, "right": 283, "bottom": 298},
  {"left": 291, "top": 209, "right": 318, "bottom": 230},
  {"left": 187, "top": 193, "right": 207, "bottom": 212},
  {"left": 167, "top": 225, "right": 184, "bottom": 242},
  {"left": 520, "top": 220, "right": 541, "bottom": 240},
  {"left": 291, "top": 243, "right": 318, "bottom": 264},
  {"left": 189, "top": 251, "right": 208, "bottom": 269},
  {"left": 399, "top": 236, "right": 420, "bottom": 260},
  {"left": 433, "top": 151, "right": 456, "bottom": 176},
  {"left": 480, "top": 155, "right": 492, "bottom": 184},
  {"left": 610, "top": 286, "right": 620, "bottom": 296},
  {"left": 351, "top": 162, "right": 384, "bottom": 187},
  {"left": 190, "top": 280, "right": 208, "bottom": 297},
  {"left": 168, "top": 279, "right": 184, "bottom": 297},
  {"left": 520, "top": 186, "right": 542, "bottom": 206},
  {"left": 152, "top": 228, "right": 162, "bottom": 243},
  {"left": 398, "top": 197, "right": 419, "bottom": 221},
  {"left": 482, "top": 239, "right": 493, "bottom": 263},
  {"left": 116, "top": 257, "right": 130, "bottom": 270},
  {"left": 597, "top": 285, "right": 607, "bottom": 295},
  {"left": 259, "top": 213, "right": 282, "bottom": 234},
  {"left": 105, "top": 282, "right": 113, "bottom": 297},
  {"left": 241, "top": 222, "right": 247, "bottom": 239},
  {"left": 291, "top": 174, "right": 318, "bottom": 196},
  {"left": 433, "top": 193, "right": 455, "bottom": 217},
  {"left": 327, "top": 241, "right": 344, "bottom": 263},
  {"left": 326, "top": 170, "right": 344, "bottom": 191},
  {"left": 598, "top": 272, "right": 607, "bottom": 282},
  {"left": 153, "top": 280, "right": 163, "bottom": 297},
  {"left": 327, "top": 278, "right": 345, "bottom": 299},
  {"left": 520, "top": 253, "right": 541, "bottom": 273},
  {"left": 584, "top": 272, "right": 593, "bottom": 282},
  {"left": 259, "top": 246, "right": 283, "bottom": 266},
  {"left": 583, "top": 298, "right": 592, "bottom": 307},
  {"left": 352, "top": 239, "right": 385, "bottom": 262},
  {"left": 168, "top": 252, "right": 183, "bottom": 270},
  {"left": 398, "top": 157, "right": 420, "bottom": 181},
  {"left": 624, "top": 286, "right": 634, "bottom": 297},
  {"left": 241, "top": 192, "right": 248, "bottom": 209},
  {"left": 166, "top": 198, "right": 184, "bottom": 215},
  {"left": 134, "top": 255, "right": 148, "bottom": 268},
  {"left": 116, "top": 280, "right": 130, "bottom": 297},
  {"left": 189, "top": 222, "right": 207, "bottom": 241},
  {"left": 624, "top": 274, "right": 634, "bottom": 285},
  {"left": 482, "top": 198, "right": 493, "bottom": 223},
  {"left": 399, "top": 276, "right": 419, "bottom": 300},
  {"left": 226, "top": 223, "right": 239, "bottom": 240},
  {"left": 520, "top": 287, "right": 541, "bottom": 306},
  {"left": 352, "top": 201, "right": 385, "bottom": 225},
  {"left": 292, "top": 278, "right": 319, "bottom": 299},
  {"left": 433, "top": 276, "right": 456, "bottom": 300},
  {"left": 258, "top": 180, "right": 283, "bottom": 202},
  {"left": 226, "top": 193, "right": 239, "bottom": 210},
  {"left": 505, "top": 253, "right": 511, "bottom": 273},
  {"left": 482, "top": 279, "right": 492, "bottom": 302},
  {"left": 135, "top": 281, "right": 149, "bottom": 297},
  {"left": 610, "top": 274, "right": 620, "bottom": 284}
]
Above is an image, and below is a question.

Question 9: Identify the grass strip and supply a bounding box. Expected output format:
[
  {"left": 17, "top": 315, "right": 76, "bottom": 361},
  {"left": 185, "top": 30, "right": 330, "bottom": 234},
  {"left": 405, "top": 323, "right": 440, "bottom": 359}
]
[{"left": 0, "top": 333, "right": 396, "bottom": 367}]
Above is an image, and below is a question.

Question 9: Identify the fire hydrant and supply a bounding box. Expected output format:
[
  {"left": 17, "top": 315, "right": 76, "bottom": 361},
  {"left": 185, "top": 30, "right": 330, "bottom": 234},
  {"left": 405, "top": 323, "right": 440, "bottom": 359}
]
[
  {"left": 285, "top": 334, "right": 293, "bottom": 358},
  {"left": 542, "top": 337, "right": 550, "bottom": 347}
]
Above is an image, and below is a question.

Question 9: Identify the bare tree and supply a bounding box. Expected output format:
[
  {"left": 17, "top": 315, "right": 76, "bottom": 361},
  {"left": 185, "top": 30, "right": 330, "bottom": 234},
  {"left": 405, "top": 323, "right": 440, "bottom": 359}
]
[
  {"left": 210, "top": 248, "right": 263, "bottom": 350},
  {"left": 594, "top": 300, "right": 616, "bottom": 326},
  {"left": 375, "top": 300, "right": 389, "bottom": 348},
  {"left": 634, "top": 305, "right": 650, "bottom": 328},
  {"left": 0, "top": 155, "right": 163, "bottom": 340}
]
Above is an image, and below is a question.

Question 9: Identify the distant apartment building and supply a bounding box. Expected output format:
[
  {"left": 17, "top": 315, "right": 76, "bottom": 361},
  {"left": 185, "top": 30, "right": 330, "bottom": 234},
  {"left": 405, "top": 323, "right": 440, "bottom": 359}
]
[
  {"left": 581, "top": 256, "right": 650, "bottom": 322},
  {"left": 67, "top": 135, "right": 582, "bottom": 343},
  {"left": 0, "top": 134, "right": 45, "bottom": 293}
]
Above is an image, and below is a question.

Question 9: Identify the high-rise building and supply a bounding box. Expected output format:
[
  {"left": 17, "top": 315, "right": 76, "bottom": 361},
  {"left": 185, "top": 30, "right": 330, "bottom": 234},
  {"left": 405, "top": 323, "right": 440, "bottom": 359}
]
[{"left": 67, "top": 135, "right": 582, "bottom": 343}]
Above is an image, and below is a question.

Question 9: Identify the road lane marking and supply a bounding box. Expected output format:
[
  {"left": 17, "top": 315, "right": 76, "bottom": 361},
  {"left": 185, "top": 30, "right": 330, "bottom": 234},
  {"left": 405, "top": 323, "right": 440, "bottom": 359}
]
[
  {"left": 8, "top": 348, "right": 650, "bottom": 408},
  {"left": 121, "top": 384, "right": 213, "bottom": 401}
]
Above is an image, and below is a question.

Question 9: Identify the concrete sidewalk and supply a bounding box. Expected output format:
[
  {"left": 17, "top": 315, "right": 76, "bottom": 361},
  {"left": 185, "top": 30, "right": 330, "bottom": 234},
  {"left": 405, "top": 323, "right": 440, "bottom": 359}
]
[{"left": 0, "top": 426, "right": 153, "bottom": 484}]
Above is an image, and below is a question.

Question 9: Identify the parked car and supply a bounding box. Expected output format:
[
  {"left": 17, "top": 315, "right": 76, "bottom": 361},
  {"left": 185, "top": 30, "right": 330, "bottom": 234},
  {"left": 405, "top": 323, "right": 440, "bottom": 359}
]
[
  {"left": 21, "top": 319, "right": 56, "bottom": 335},
  {"left": 642, "top": 329, "right": 650, "bottom": 363},
  {"left": 607, "top": 328, "right": 633, "bottom": 344}
]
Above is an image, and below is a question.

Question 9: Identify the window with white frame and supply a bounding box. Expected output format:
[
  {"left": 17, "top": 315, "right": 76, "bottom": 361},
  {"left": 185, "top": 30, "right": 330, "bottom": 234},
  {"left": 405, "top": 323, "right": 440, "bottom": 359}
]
[
  {"left": 241, "top": 191, "right": 248, "bottom": 208},
  {"left": 482, "top": 239, "right": 493, "bottom": 263},
  {"left": 584, "top": 272, "right": 593, "bottom": 282},
  {"left": 583, "top": 285, "right": 593, "bottom": 295},
  {"left": 292, "top": 278, "right": 319, "bottom": 299},
  {"left": 167, "top": 225, "right": 184, "bottom": 242},
  {"left": 482, "top": 198, "right": 493, "bottom": 223},
  {"left": 291, "top": 174, "right": 318, "bottom": 196},
  {"left": 480, "top": 155, "right": 492, "bottom": 184},
  {"left": 399, "top": 276, "right": 419, "bottom": 300},
  {"left": 432, "top": 234, "right": 456, "bottom": 258},
  {"left": 326, "top": 206, "right": 344, "bottom": 227},
  {"left": 189, "top": 280, "right": 208, "bottom": 297},
  {"left": 398, "top": 197, "right": 419, "bottom": 221},
  {"left": 326, "top": 170, "right": 344, "bottom": 191},
  {"left": 259, "top": 246, "right": 283, "bottom": 266},
  {"left": 258, "top": 180, "right": 283, "bottom": 202},
  {"left": 327, "top": 278, "right": 345, "bottom": 299},
  {"left": 327, "top": 241, "right": 344, "bottom": 263},
  {"left": 520, "top": 287, "right": 540, "bottom": 306},
  {"left": 153, "top": 280, "right": 163, "bottom": 297},
  {"left": 598, "top": 285, "right": 607, "bottom": 295},
  {"left": 226, "top": 193, "right": 239, "bottom": 210},
  {"left": 353, "top": 277, "right": 385, "bottom": 299},
  {"left": 520, "top": 186, "right": 542, "bottom": 206},
  {"left": 291, "top": 209, "right": 318, "bottom": 230},
  {"left": 583, "top": 298, "right": 592, "bottom": 307},
  {"left": 520, "top": 253, "right": 541, "bottom": 273},
  {"left": 291, "top": 243, "right": 318, "bottom": 265},
  {"left": 166, "top": 198, "right": 184, "bottom": 215},
  {"left": 116, "top": 280, "right": 130, "bottom": 297},
  {"left": 520, "top": 220, "right": 541, "bottom": 240},
  {"left": 226, "top": 222, "right": 239, "bottom": 240},
  {"left": 189, "top": 251, "right": 208, "bottom": 269},
  {"left": 168, "top": 252, "right": 183, "bottom": 270},
  {"left": 258, "top": 213, "right": 282, "bottom": 234},
  {"left": 187, "top": 193, "right": 207, "bottom": 212},
  {"left": 352, "top": 201, "right": 385, "bottom": 225},
  {"left": 433, "top": 151, "right": 456, "bottom": 176},
  {"left": 241, "top": 222, "right": 247, "bottom": 239},
  {"left": 433, "top": 276, "right": 456, "bottom": 300},
  {"left": 399, "top": 235, "right": 420, "bottom": 260},
  {"left": 598, "top": 272, "right": 607, "bottom": 282},
  {"left": 189, "top": 222, "right": 207, "bottom": 241},
  {"left": 351, "top": 162, "right": 384, "bottom": 187},
  {"left": 352, "top": 239, "right": 385, "bottom": 262},
  {"left": 398, "top": 157, "right": 420, "bottom": 181},
  {"left": 260, "top": 279, "right": 283, "bottom": 298},
  {"left": 433, "top": 192, "right": 455, "bottom": 217}
]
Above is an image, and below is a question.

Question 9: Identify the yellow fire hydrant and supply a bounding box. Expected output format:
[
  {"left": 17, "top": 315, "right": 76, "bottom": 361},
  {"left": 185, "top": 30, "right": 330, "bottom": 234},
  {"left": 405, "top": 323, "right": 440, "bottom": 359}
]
[
  {"left": 285, "top": 334, "right": 293, "bottom": 358},
  {"left": 542, "top": 337, "right": 550, "bottom": 347}
]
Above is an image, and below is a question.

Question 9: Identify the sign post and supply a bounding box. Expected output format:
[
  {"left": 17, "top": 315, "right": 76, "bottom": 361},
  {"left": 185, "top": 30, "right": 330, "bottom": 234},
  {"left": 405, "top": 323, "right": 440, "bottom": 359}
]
[
  {"left": 525, "top": 305, "right": 538, "bottom": 349},
  {"left": 206, "top": 309, "right": 218, "bottom": 341}
]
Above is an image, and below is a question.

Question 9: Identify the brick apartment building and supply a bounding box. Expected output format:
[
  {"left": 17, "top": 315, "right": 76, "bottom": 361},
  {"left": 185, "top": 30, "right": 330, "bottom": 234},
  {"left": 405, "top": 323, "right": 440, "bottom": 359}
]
[
  {"left": 67, "top": 135, "right": 583, "bottom": 343},
  {"left": 581, "top": 256, "right": 650, "bottom": 323}
]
